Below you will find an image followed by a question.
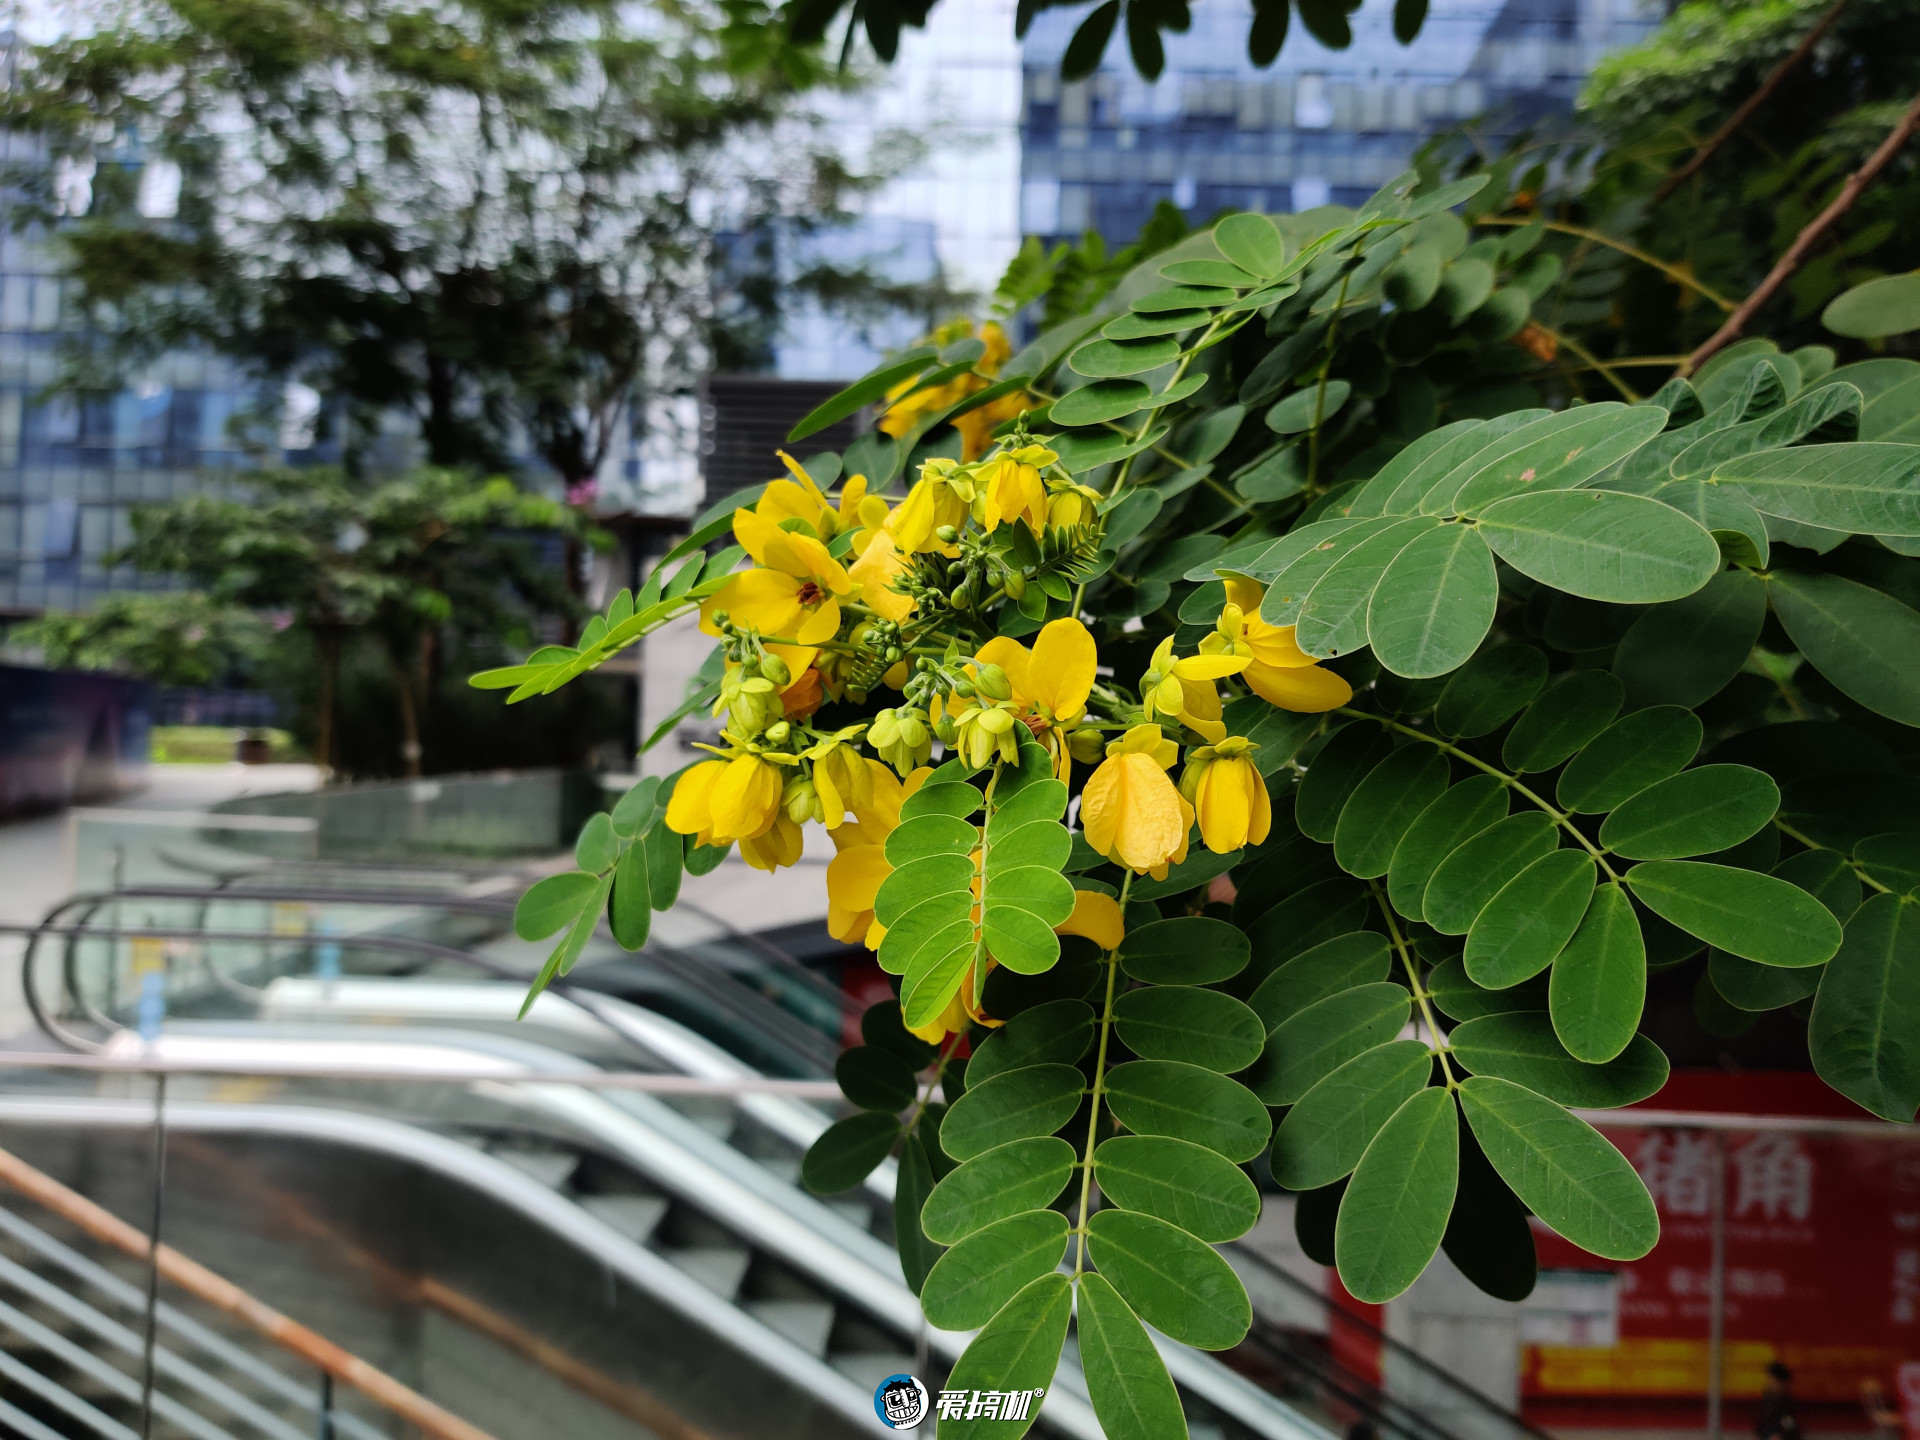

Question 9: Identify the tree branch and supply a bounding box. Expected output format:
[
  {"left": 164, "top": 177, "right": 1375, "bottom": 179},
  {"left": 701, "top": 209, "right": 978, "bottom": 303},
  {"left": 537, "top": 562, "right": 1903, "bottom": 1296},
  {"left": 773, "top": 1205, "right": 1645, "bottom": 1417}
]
[
  {"left": 1653, "top": 0, "right": 1849, "bottom": 205},
  {"left": 1680, "top": 88, "right": 1920, "bottom": 377}
]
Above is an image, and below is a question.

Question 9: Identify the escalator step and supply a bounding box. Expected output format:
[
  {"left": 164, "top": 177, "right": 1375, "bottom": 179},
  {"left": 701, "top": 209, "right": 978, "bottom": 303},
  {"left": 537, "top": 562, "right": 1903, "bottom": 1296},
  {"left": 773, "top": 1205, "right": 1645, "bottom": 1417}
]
[
  {"left": 575, "top": 1196, "right": 670, "bottom": 1244},
  {"left": 662, "top": 1247, "right": 751, "bottom": 1301},
  {"left": 487, "top": 1147, "right": 580, "bottom": 1189},
  {"left": 758, "top": 1158, "right": 801, "bottom": 1184},
  {"left": 829, "top": 1353, "right": 919, "bottom": 1394},
  {"left": 744, "top": 1300, "right": 835, "bottom": 1359}
]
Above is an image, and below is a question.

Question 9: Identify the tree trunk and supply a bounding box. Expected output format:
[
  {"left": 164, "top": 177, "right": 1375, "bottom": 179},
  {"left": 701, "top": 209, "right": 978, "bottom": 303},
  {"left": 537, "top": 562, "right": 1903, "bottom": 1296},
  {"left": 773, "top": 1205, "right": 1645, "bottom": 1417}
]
[
  {"left": 314, "top": 627, "right": 342, "bottom": 777},
  {"left": 394, "top": 640, "right": 424, "bottom": 779}
]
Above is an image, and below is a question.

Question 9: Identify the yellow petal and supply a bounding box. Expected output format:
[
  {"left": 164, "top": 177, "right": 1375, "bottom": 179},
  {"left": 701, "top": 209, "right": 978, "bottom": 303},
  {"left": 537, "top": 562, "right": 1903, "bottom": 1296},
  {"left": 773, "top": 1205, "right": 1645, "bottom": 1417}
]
[
  {"left": 974, "top": 636, "right": 1034, "bottom": 702},
  {"left": 730, "top": 507, "right": 785, "bottom": 567},
  {"left": 778, "top": 449, "right": 830, "bottom": 507},
  {"left": 827, "top": 842, "right": 892, "bottom": 913},
  {"left": 1171, "top": 653, "right": 1253, "bottom": 680},
  {"left": 1245, "top": 621, "right": 1321, "bottom": 670},
  {"left": 704, "top": 568, "right": 803, "bottom": 639},
  {"left": 711, "top": 755, "right": 781, "bottom": 842},
  {"left": 740, "top": 813, "right": 804, "bottom": 871},
  {"left": 664, "top": 760, "right": 727, "bottom": 836},
  {"left": 1245, "top": 660, "right": 1354, "bottom": 713},
  {"left": 794, "top": 595, "right": 842, "bottom": 645},
  {"left": 1224, "top": 577, "right": 1265, "bottom": 613},
  {"left": 1028, "top": 618, "right": 1096, "bottom": 717},
  {"left": 1249, "top": 768, "right": 1273, "bottom": 846},
  {"left": 756, "top": 478, "right": 827, "bottom": 529},
  {"left": 1082, "top": 752, "right": 1189, "bottom": 875},
  {"left": 1056, "top": 890, "right": 1125, "bottom": 951},
  {"left": 847, "top": 531, "right": 915, "bottom": 623}
]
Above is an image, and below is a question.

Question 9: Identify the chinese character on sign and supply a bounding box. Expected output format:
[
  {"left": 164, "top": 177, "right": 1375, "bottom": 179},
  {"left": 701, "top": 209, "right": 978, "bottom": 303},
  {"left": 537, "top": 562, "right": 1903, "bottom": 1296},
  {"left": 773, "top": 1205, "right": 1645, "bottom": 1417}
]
[
  {"left": 936, "top": 1392, "right": 969, "bottom": 1421},
  {"left": 1637, "top": 1131, "right": 1716, "bottom": 1216},
  {"left": 934, "top": 1390, "right": 1042, "bottom": 1422},
  {"left": 1732, "top": 1135, "right": 1813, "bottom": 1222}
]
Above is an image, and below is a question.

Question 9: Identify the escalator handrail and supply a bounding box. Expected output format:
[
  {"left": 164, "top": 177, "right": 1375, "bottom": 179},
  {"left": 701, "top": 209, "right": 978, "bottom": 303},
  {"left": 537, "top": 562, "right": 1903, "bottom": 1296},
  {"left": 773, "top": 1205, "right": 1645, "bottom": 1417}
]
[
  {"left": 0, "top": 1137, "right": 496, "bottom": 1440},
  {"left": 1229, "top": 1238, "right": 1555, "bottom": 1440}
]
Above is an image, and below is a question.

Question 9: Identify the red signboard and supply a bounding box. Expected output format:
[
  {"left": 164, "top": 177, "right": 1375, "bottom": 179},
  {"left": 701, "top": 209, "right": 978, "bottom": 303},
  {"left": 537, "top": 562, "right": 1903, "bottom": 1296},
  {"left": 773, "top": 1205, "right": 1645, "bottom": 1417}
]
[{"left": 1522, "top": 1071, "right": 1920, "bottom": 1434}]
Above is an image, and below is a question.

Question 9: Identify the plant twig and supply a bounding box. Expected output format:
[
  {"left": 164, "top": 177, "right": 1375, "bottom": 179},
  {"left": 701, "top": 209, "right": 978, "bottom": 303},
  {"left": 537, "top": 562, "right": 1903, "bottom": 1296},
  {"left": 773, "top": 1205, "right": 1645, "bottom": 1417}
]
[
  {"left": 1535, "top": 322, "right": 1642, "bottom": 402},
  {"left": 1654, "top": 0, "right": 1849, "bottom": 204},
  {"left": 1682, "top": 88, "right": 1920, "bottom": 376},
  {"left": 1475, "top": 217, "right": 1737, "bottom": 312}
]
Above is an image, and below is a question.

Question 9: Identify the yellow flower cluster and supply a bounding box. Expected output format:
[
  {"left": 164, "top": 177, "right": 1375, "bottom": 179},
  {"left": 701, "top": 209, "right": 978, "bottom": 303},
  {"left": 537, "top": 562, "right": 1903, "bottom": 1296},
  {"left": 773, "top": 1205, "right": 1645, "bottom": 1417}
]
[{"left": 877, "top": 320, "right": 1033, "bottom": 461}]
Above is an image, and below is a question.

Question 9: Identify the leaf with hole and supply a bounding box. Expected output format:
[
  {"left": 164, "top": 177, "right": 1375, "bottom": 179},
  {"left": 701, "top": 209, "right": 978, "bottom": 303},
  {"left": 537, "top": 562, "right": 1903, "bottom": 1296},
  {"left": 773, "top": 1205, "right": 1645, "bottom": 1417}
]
[
  {"left": 1599, "top": 765, "right": 1779, "bottom": 860},
  {"left": 1094, "top": 1136, "right": 1261, "bottom": 1242},
  {"left": 1458, "top": 1075, "right": 1658, "bottom": 1260},
  {"left": 1627, "top": 861, "right": 1842, "bottom": 968},
  {"left": 1556, "top": 706, "right": 1702, "bottom": 814},
  {"left": 1085, "top": 1209, "right": 1251, "bottom": 1350},
  {"left": 1114, "top": 986, "right": 1266, "bottom": 1072},
  {"left": 1335, "top": 1086, "right": 1459, "bottom": 1302},
  {"left": 940, "top": 1064, "right": 1085, "bottom": 1161},
  {"left": 1464, "top": 848, "right": 1596, "bottom": 989},
  {"left": 1104, "top": 1061, "right": 1273, "bottom": 1161},
  {"left": 920, "top": 1209, "right": 1071, "bottom": 1331},
  {"left": 1423, "top": 812, "right": 1558, "bottom": 935},
  {"left": 1271, "top": 1039, "right": 1433, "bottom": 1191},
  {"left": 1250, "top": 982, "right": 1413, "bottom": 1105}
]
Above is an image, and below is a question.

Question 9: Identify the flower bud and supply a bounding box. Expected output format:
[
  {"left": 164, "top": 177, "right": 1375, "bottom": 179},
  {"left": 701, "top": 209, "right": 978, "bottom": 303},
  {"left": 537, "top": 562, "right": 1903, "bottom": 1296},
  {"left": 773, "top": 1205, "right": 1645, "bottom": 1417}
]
[
  {"left": 953, "top": 680, "right": 975, "bottom": 699},
  {"left": 978, "top": 706, "right": 1015, "bottom": 736},
  {"left": 764, "top": 720, "right": 791, "bottom": 744},
  {"left": 1002, "top": 570, "right": 1027, "bottom": 600},
  {"left": 936, "top": 525, "right": 959, "bottom": 544},
  {"left": 759, "top": 653, "right": 791, "bottom": 686},
  {"left": 934, "top": 714, "right": 958, "bottom": 744},
  {"left": 975, "top": 664, "right": 1013, "bottom": 702},
  {"left": 1068, "top": 727, "right": 1105, "bottom": 763}
]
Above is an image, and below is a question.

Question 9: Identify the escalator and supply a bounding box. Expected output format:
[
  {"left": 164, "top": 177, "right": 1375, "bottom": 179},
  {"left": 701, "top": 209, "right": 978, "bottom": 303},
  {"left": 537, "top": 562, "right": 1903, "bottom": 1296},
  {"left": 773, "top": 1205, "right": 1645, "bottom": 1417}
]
[{"left": 2, "top": 889, "right": 1324, "bottom": 1440}]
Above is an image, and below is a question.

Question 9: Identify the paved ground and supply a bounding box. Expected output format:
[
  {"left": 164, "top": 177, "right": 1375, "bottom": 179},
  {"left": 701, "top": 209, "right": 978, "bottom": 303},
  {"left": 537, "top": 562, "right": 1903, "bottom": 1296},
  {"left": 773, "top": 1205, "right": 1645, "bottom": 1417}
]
[{"left": 0, "top": 764, "right": 323, "bottom": 1040}]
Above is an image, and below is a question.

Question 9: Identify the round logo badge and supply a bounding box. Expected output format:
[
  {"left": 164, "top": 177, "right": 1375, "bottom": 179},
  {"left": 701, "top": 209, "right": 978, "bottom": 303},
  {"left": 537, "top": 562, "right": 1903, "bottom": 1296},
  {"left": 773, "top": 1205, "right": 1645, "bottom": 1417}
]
[{"left": 875, "top": 1373, "right": 930, "bottom": 1431}]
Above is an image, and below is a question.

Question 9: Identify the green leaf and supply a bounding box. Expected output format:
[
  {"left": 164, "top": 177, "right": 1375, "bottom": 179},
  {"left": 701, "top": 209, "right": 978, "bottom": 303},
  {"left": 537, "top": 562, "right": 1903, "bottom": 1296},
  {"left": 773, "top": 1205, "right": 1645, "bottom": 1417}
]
[
  {"left": 1267, "top": 380, "right": 1353, "bottom": 435},
  {"left": 1442, "top": 1116, "right": 1538, "bottom": 1302},
  {"left": 1070, "top": 336, "right": 1182, "bottom": 378},
  {"left": 1387, "top": 777, "right": 1510, "bottom": 919},
  {"left": 987, "top": 864, "right": 1077, "bottom": 930},
  {"left": 1109, "top": 986, "right": 1261, "bottom": 1072},
  {"left": 1249, "top": 982, "right": 1413, "bottom": 1105},
  {"left": 1626, "top": 861, "right": 1842, "bottom": 967},
  {"left": 1093, "top": 1136, "right": 1260, "bottom": 1242},
  {"left": 1051, "top": 379, "right": 1154, "bottom": 427},
  {"left": 1296, "top": 723, "right": 1396, "bottom": 841},
  {"left": 896, "top": 1135, "right": 942, "bottom": 1296},
  {"left": 609, "top": 838, "right": 652, "bottom": 951},
  {"left": 1242, "top": 878, "right": 1374, "bottom": 989},
  {"left": 1427, "top": 954, "right": 1548, "bottom": 1021},
  {"left": 900, "top": 781, "right": 984, "bottom": 821},
  {"left": 1599, "top": 765, "right": 1779, "bottom": 861},
  {"left": 1822, "top": 273, "right": 1920, "bottom": 340},
  {"left": 1501, "top": 671, "right": 1625, "bottom": 773},
  {"left": 1075, "top": 1273, "right": 1190, "bottom": 1440},
  {"left": 1085, "top": 1209, "right": 1252, "bottom": 1351},
  {"left": 1335, "top": 1086, "right": 1458, "bottom": 1303},
  {"left": 966, "top": 1000, "right": 1096, "bottom": 1089},
  {"left": 1549, "top": 883, "right": 1646, "bottom": 1063},
  {"left": 1333, "top": 746, "right": 1451, "bottom": 879},
  {"left": 940, "top": 1064, "right": 1085, "bottom": 1161},
  {"left": 1450, "top": 403, "right": 1670, "bottom": 515},
  {"left": 1556, "top": 706, "right": 1702, "bottom": 814},
  {"left": 1769, "top": 570, "right": 1920, "bottom": 726},
  {"left": 1215, "top": 212, "right": 1288, "bottom": 276},
  {"left": 920, "top": 1209, "right": 1071, "bottom": 1330},
  {"left": 1127, "top": 845, "right": 1244, "bottom": 901},
  {"left": 1366, "top": 525, "right": 1499, "bottom": 678},
  {"left": 885, "top": 813, "right": 979, "bottom": 865},
  {"left": 610, "top": 775, "right": 662, "bottom": 838},
  {"left": 1612, "top": 569, "right": 1767, "bottom": 709},
  {"left": 863, "top": 1000, "right": 939, "bottom": 1069},
  {"left": 1259, "top": 518, "right": 1402, "bottom": 623},
  {"left": 1458, "top": 1076, "right": 1659, "bottom": 1260},
  {"left": 878, "top": 890, "right": 972, "bottom": 977},
  {"left": 1119, "top": 917, "right": 1250, "bottom": 985},
  {"left": 1449, "top": 1013, "right": 1668, "bottom": 1107},
  {"left": 989, "top": 778, "right": 1068, "bottom": 831},
  {"left": 1247, "top": 931, "right": 1392, "bottom": 1030},
  {"left": 643, "top": 820, "right": 684, "bottom": 913},
  {"left": 1809, "top": 893, "right": 1920, "bottom": 1122},
  {"left": 1271, "top": 1040, "right": 1433, "bottom": 1191},
  {"left": 1103, "top": 1061, "right": 1273, "bottom": 1161},
  {"left": 1476, "top": 489, "right": 1720, "bottom": 603},
  {"left": 801, "top": 1111, "right": 899, "bottom": 1194},
  {"left": 1464, "top": 848, "right": 1596, "bottom": 989},
  {"left": 1423, "top": 813, "right": 1558, "bottom": 935},
  {"left": 923, "top": 1137, "right": 1076, "bottom": 1245},
  {"left": 1710, "top": 951, "right": 1822, "bottom": 1012},
  {"left": 1135, "top": 284, "right": 1235, "bottom": 312},
  {"left": 1856, "top": 834, "right": 1920, "bottom": 895},
  {"left": 1295, "top": 517, "right": 1442, "bottom": 659},
  {"left": 1715, "top": 443, "right": 1920, "bottom": 536},
  {"left": 987, "top": 820, "right": 1074, "bottom": 873},
  {"left": 1106, "top": 307, "right": 1210, "bottom": 340},
  {"left": 514, "top": 871, "right": 600, "bottom": 941},
  {"left": 937, "top": 1273, "right": 1070, "bottom": 1440},
  {"left": 874, "top": 853, "right": 974, "bottom": 928},
  {"left": 683, "top": 837, "right": 729, "bottom": 875},
  {"left": 983, "top": 902, "right": 1066, "bottom": 975},
  {"left": 835, "top": 1045, "right": 919, "bottom": 1111},
  {"left": 787, "top": 349, "right": 937, "bottom": 442},
  {"left": 1435, "top": 642, "right": 1548, "bottom": 739}
]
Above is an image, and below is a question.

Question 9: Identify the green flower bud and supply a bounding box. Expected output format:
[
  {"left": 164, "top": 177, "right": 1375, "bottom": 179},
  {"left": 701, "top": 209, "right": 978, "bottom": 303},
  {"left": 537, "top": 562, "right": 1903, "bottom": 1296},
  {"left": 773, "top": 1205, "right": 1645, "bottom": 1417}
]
[
  {"left": 975, "top": 663, "right": 1013, "bottom": 702},
  {"left": 1003, "top": 570, "right": 1027, "bottom": 600},
  {"left": 759, "top": 654, "right": 791, "bottom": 686},
  {"left": 764, "top": 720, "right": 791, "bottom": 744}
]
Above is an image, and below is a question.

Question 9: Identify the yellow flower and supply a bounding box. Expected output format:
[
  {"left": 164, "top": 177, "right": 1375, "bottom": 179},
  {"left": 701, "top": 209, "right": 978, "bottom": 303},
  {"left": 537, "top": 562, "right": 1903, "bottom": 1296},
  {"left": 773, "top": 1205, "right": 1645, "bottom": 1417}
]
[
  {"left": 879, "top": 322, "right": 1032, "bottom": 462},
  {"left": 739, "top": 814, "right": 804, "bottom": 871},
  {"left": 755, "top": 451, "right": 839, "bottom": 537},
  {"left": 952, "top": 700, "right": 1021, "bottom": 769},
  {"left": 805, "top": 733, "right": 874, "bottom": 830},
  {"left": 887, "top": 462, "right": 970, "bottom": 555},
  {"left": 665, "top": 752, "right": 786, "bottom": 847},
  {"left": 977, "top": 446, "right": 1053, "bottom": 535},
  {"left": 1179, "top": 737, "right": 1272, "bottom": 854},
  {"left": 847, "top": 528, "right": 916, "bottom": 623},
  {"left": 1218, "top": 578, "right": 1353, "bottom": 713},
  {"left": 973, "top": 617, "right": 1099, "bottom": 782},
  {"left": 1080, "top": 724, "right": 1195, "bottom": 879},
  {"left": 825, "top": 764, "right": 926, "bottom": 945},
  {"left": 1056, "top": 889, "right": 1125, "bottom": 951},
  {"left": 1140, "top": 636, "right": 1250, "bottom": 744},
  {"left": 1045, "top": 481, "right": 1103, "bottom": 529},
  {"left": 701, "top": 507, "right": 853, "bottom": 646}
]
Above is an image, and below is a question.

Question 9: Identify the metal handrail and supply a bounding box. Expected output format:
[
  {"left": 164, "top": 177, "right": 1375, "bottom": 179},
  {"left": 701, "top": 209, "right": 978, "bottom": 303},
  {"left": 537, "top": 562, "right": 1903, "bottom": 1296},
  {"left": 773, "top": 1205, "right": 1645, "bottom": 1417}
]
[{"left": 0, "top": 1144, "right": 497, "bottom": 1440}]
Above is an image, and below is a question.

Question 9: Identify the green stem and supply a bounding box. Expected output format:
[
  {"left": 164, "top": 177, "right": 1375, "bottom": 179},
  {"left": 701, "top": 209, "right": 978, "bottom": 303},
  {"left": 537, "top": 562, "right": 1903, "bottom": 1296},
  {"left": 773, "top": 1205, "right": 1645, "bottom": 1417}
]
[
  {"left": 1471, "top": 216, "right": 1738, "bottom": 312},
  {"left": 1370, "top": 880, "right": 1458, "bottom": 1088},
  {"left": 1305, "top": 272, "right": 1354, "bottom": 492},
  {"left": 1073, "top": 869, "right": 1133, "bottom": 1270},
  {"left": 902, "top": 1031, "right": 967, "bottom": 1138},
  {"left": 1773, "top": 817, "right": 1895, "bottom": 896},
  {"left": 1337, "top": 707, "right": 1624, "bottom": 884},
  {"left": 1534, "top": 322, "right": 1642, "bottom": 402}
]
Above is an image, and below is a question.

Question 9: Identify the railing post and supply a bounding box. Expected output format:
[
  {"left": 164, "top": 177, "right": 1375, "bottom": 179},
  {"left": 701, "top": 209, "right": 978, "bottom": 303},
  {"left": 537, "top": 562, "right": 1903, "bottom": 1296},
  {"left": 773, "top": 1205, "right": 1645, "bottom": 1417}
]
[{"left": 317, "top": 1371, "right": 335, "bottom": 1440}]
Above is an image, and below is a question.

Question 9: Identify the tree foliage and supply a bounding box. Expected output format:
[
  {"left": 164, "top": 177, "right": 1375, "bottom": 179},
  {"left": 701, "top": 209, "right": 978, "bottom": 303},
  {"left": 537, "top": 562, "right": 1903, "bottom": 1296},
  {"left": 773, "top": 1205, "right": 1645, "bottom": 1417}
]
[
  {"left": 6, "top": 590, "right": 267, "bottom": 687},
  {"left": 487, "top": 167, "right": 1920, "bottom": 1434}
]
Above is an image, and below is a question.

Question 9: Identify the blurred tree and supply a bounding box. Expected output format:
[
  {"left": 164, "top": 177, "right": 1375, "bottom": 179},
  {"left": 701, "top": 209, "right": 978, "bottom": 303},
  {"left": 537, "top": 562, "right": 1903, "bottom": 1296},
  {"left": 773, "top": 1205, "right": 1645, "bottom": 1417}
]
[
  {"left": 6, "top": 591, "right": 268, "bottom": 687},
  {"left": 1, "top": 0, "right": 910, "bottom": 492},
  {"left": 117, "top": 467, "right": 591, "bottom": 775}
]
